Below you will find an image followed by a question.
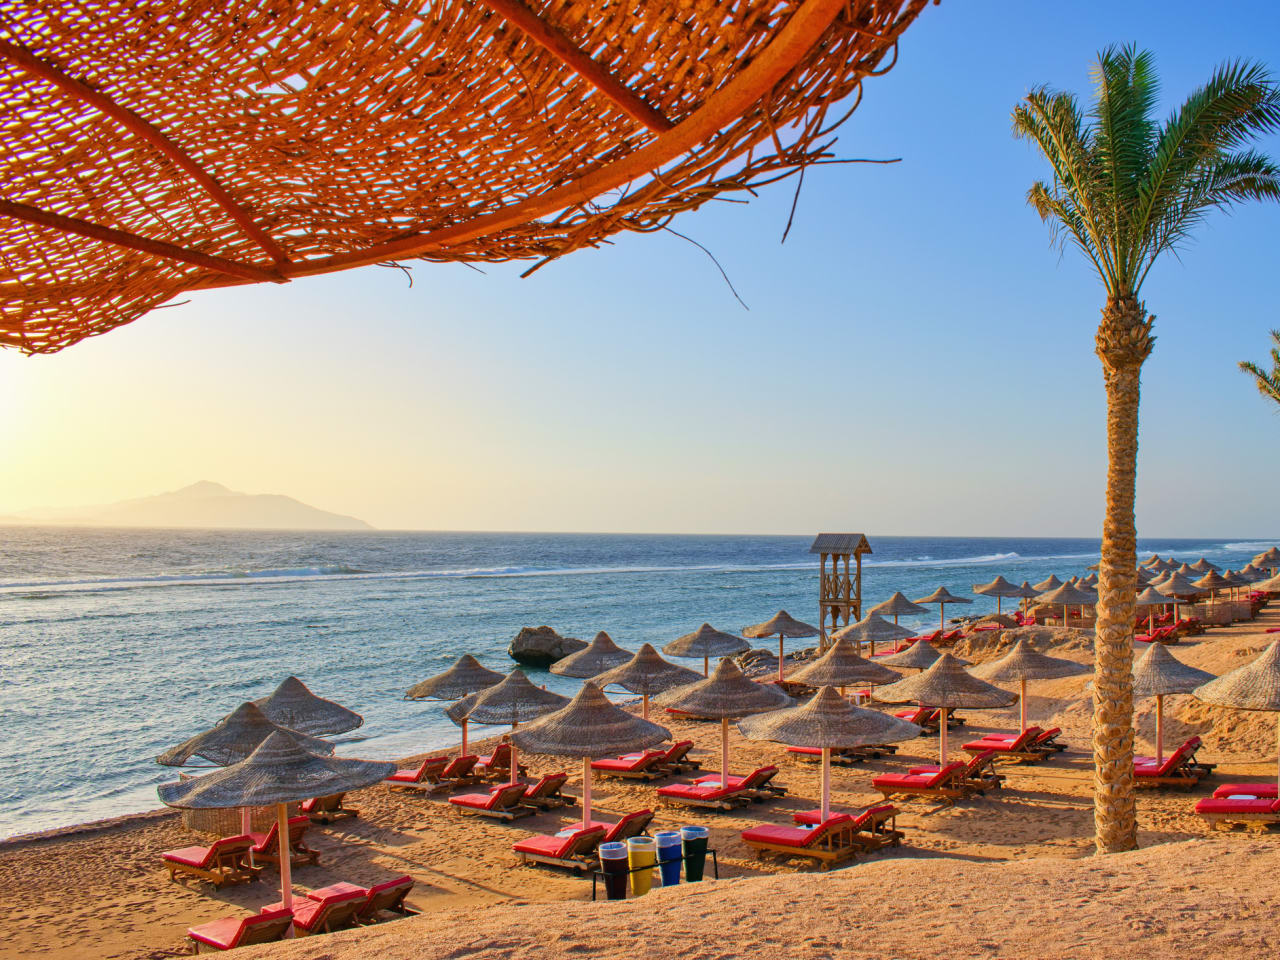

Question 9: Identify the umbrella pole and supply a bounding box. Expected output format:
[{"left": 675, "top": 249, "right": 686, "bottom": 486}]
[
  {"left": 582, "top": 756, "right": 593, "bottom": 828},
  {"left": 242, "top": 808, "right": 256, "bottom": 868},
  {"left": 939, "top": 708, "right": 949, "bottom": 764},
  {"left": 821, "top": 748, "right": 831, "bottom": 821},
  {"left": 997, "top": 596, "right": 1002, "bottom": 616},
  {"left": 1275, "top": 714, "right": 1279, "bottom": 796},
  {"left": 510, "top": 724, "right": 519, "bottom": 783},
  {"left": 939, "top": 604, "right": 945, "bottom": 633},
  {"left": 277, "top": 802, "right": 294, "bottom": 919},
  {"left": 642, "top": 693, "right": 649, "bottom": 720},
  {"left": 778, "top": 636, "right": 785, "bottom": 683},
  {"left": 720, "top": 718, "right": 730, "bottom": 787},
  {"left": 1020, "top": 678, "right": 1027, "bottom": 732},
  {"left": 703, "top": 656, "right": 709, "bottom": 677},
  {"left": 461, "top": 719, "right": 469, "bottom": 756},
  {"left": 1156, "top": 694, "right": 1164, "bottom": 764},
  {"left": 1148, "top": 610, "right": 1153, "bottom": 633}
]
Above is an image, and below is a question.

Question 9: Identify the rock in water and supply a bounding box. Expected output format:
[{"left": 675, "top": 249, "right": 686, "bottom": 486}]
[{"left": 508, "top": 626, "right": 587, "bottom": 667}]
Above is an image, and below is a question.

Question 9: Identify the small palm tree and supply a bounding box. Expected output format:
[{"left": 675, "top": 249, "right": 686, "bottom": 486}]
[
  {"left": 1013, "top": 47, "right": 1280, "bottom": 854},
  {"left": 1239, "top": 330, "right": 1280, "bottom": 406}
]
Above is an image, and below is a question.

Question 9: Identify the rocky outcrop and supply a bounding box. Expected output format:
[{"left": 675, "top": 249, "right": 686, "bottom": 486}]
[
  {"left": 507, "top": 626, "right": 586, "bottom": 668},
  {"left": 734, "top": 646, "right": 817, "bottom": 679}
]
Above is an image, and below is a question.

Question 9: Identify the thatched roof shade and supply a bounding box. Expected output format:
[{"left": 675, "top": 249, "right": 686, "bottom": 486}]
[
  {"left": 1255, "top": 548, "right": 1280, "bottom": 566},
  {"left": 1032, "top": 574, "right": 1063, "bottom": 592},
  {"left": 253, "top": 676, "right": 363, "bottom": 737},
  {"left": 510, "top": 683, "right": 670, "bottom": 758},
  {"left": 1189, "top": 558, "right": 1220, "bottom": 573},
  {"left": 1155, "top": 573, "right": 1203, "bottom": 597},
  {"left": 972, "top": 575, "right": 1022, "bottom": 598},
  {"left": 405, "top": 655, "right": 504, "bottom": 701},
  {"left": 737, "top": 687, "right": 920, "bottom": 749},
  {"left": 0, "top": 1, "right": 930, "bottom": 354},
  {"left": 654, "top": 658, "right": 792, "bottom": 719},
  {"left": 1194, "top": 642, "right": 1280, "bottom": 711},
  {"left": 549, "top": 631, "right": 632, "bottom": 678},
  {"left": 157, "top": 732, "right": 394, "bottom": 809},
  {"left": 913, "top": 586, "right": 971, "bottom": 606},
  {"left": 868, "top": 591, "right": 929, "bottom": 618},
  {"left": 871, "top": 654, "right": 1016, "bottom": 710},
  {"left": 1009, "top": 581, "right": 1041, "bottom": 599},
  {"left": 462, "top": 670, "right": 570, "bottom": 726},
  {"left": 1036, "top": 581, "right": 1095, "bottom": 606},
  {"left": 830, "top": 614, "right": 916, "bottom": 647},
  {"left": 592, "top": 643, "right": 702, "bottom": 695},
  {"left": 809, "top": 534, "right": 872, "bottom": 555},
  {"left": 877, "top": 640, "right": 943, "bottom": 670},
  {"left": 157, "top": 702, "right": 334, "bottom": 767},
  {"left": 1134, "top": 586, "right": 1171, "bottom": 607},
  {"left": 663, "top": 623, "right": 749, "bottom": 660},
  {"left": 1255, "top": 573, "right": 1280, "bottom": 592},
  {"left": 1133, "top": 644, "right": 1215, "bottom": 698},
  {"left": 970, "top": 639, "right": 1090, "bottom": 684},
  {"left": 743, "top": 610, "right": 818, "bottom": 640},
  {"left": 789, "top": 638, "right": 901, "bottom": 687},
  {"left": 1192, "top": 570, "right": 1230, "bottom": 591}
]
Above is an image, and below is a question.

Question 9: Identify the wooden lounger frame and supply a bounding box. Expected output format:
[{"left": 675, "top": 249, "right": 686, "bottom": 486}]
[
  {"left": 165, "top": 844, "right": 260, "bottom": 888},
  {"left": 851, "top": 809, "right": 905, "bottom": 852},
  {"left": 305, "top": 793, "right": 359, "bottom": 824},
  {"left": 1199, "top": 810, "right": 1280, "bottom": 832},
  {"left": 661, "top": 789, "right": 753, "bottom": 812},
  {"left": 745, "top": 825, "right": 860, "bottom": 870}
]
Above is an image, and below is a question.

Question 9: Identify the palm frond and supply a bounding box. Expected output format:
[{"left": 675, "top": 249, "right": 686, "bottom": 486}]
[
  {"left": 1092, "top": 45, "right": 1159, "bottom": 258},
  {"left": 1238, "top": 329, "right": 1280, "bottom": 407}
]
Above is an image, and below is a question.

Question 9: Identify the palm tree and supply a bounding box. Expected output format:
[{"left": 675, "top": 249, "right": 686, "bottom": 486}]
[
  {"left": 1239, "top": 330, "right": 1280, "bottom": 407},
  {"left": 1013, "top": 47, "right": 1280, "bottom": 854}
]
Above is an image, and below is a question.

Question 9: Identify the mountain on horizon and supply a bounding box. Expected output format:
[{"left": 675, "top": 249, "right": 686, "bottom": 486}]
[{"left": 12, "top": 481, "right": 373, "bottom": 531}]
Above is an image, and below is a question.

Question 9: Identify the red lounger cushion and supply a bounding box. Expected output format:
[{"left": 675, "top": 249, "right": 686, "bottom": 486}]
[
  {"left": 386, "top": 757, "right": 446, "bottom": 783},
  {"left": 1213, "top": 783, "right": 1279, "bottom": 799},
  {"left": 742, "top": 814, "right": 852, "bottom": 849},
  {"left": 592, "top": 751, "right": 662, "bottom": 772},
  {"left": 872, "top": 762, "right": 965, "bottom": 791},
  {"left": 1195, "top": 797, "right": 1280, "bottom": 815},
  {"left": 163, "top": 834, "right": 252, "bottom": 868},
  {"left": 449, "top": 785, "right": 521, "bottom": 811},
  {"left": 512, "top": 826, "right": 606, "bottom": 858},
  {"left": 786, "top": 746, "right": 823, "bottom": 756},
  {"left": 657, "top": 782, "right": 738, "bottom": 801},
  {"left": 188, "top": 909, "right": 293, "bottom": 950},
  {"left": 793, "top": 805, "right": 894, "bottom": 827}
]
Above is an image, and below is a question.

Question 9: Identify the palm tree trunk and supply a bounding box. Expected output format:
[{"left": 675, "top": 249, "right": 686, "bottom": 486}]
[{"left": 1092, "top": 294, "right": 1153, "bottom": 854}]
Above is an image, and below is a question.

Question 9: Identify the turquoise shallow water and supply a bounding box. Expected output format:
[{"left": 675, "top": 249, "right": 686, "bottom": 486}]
[{"left": 0, "top": 527, "right": 1270, "bottom": 839}]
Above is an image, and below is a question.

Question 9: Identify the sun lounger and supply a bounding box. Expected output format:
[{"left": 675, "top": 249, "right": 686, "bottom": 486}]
[
  {"left": 476, "top": 743, "right": 527, "bottom": 780},
  {"left": 512, "top": 825, "right": 609, "bottom": 873},
  {"left": 693, "top": 765, "right": 785, "bottom": 800},
  {"left": 741, "top": 813, "right": 858, "bottom": 869},
  {"left": 1134, "top": 736, "right": 1214, "bottom": 789},
  {"left": 785, "top": 745, "right": 865, "bottom": 766},
  {"left": 248, "top": 815, "right": 320, "bottom": 867},
  {"left": 448, "top": 781, "right": 536, "bottom": 821},
  {"left": 894, "top": 707, "right": 965, "bottom": 730},
  {"left": 962, "top": 727, "right": 1051, "bottom": 763},
  {"left": 1213, "top": 783, "right": 1278, "bottom": 799},
  {"left": 1195, "top": 794, "right": 1280, "bottom": 830},
  {"left": 660, "top": 766, "right": 782, "bottom": 810},
  {"left": 792, "top": 804, "right": 904, "bottom": 851},
  {"left": 300, "top": 792, "right": 358, "bottom": 824},
  {"left": 162, "top": 834, "right": 258, "bottom": 887},
  {"left": 600, "top": 809, "right": 654, "bottom": 843},
  {"left": 937, "top": 629, "right": 963, "bottom": 645},
  {"left": 260, "top": 887, "right": 364, "bottom": 936},
  {"left": 590, "top": 749, "right": 669, "bottom": 781},
  {"left": 186, "top": 908, "right": 294, "bottom": 953},
  {"left": 908, "top": 749, "right": 1004, "bottom": 793},
  {"left": 872, "top": 761, "right": 970, "bottom": 805},
  {"left": 643, "top": 739, "right": 700, "bottom": 774},
  {"left": 305, "top": 877, "right": 418, "bottom": 924},
  {"left": 384, "top": 756, "right": 449, "bottom": 787},
  {"left": 519, "top": 772, "right": 573, "bottom": 810}
]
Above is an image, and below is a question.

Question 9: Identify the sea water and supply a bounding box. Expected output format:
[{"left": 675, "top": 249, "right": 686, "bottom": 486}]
[{"left": 0, "top": 527, "right": 1271, "bottom": 839}]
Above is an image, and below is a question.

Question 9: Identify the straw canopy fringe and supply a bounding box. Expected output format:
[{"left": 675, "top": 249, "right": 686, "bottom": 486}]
[
  {"left": 913, "top": 586, "right": 972, "bottom": 606},
  {"left": 1155, "top": 573, "right": 1203, "bottom": 597},
  {"left": 1189, "top": 558, "right": 1220, "bottom": 573},
  {"left": 737, "top": 686, "right": 922, "bottom": 748},
  {"left": 0, "top": 1, "right": 932, "bottom": 355},
  {"left": 462, "top": 670, "right": 570, "bottom": 726},
  {"left": 157, "top": 732, "right": 394, "bottom": 809},
  {"left": 254, "top": 676, "right": 363, "bottom": 737},
  {"left": 655, "top": 658, "right": 793, "bottom": 719},
  {"left": 872, "top": 654, "right": 1016, "bottom": 710},
  {"left": 157, "top": 702, "right": 334, "bottom": 767},
  {"left": 970, "top": 639, "right": 1090, "bottom": 684},
  {"left": 592, "top": 643, "right": 701, "bottom": 695},
  {"left": 1010, "top": 581, "right": 1041, "bottom": 599},
  {"left": 1255, "top": 573, "right": 1280, "bottom": 592},
  {"left": 510, "top": 683, "right": 670, "bottom": 758},
  {"left": 1036, "top": 582, "right": 1095, "bottom": 606},
  {"left": 445, "top": 693, "right": 477, "bottom": 727},
  {"left": 1134, "top": 586, "right": 1172, "bottom": 606},
  {"left": 868, "top": 591, "right": 930, "bottom": 618},
  {"left": 1194, "top": 642, "right": 1280, "bottom": 711},
  {"left": 1254, "top": 548, "right": 1280, "bottom": 566},
  {"left": 972, "top": 576, "right": 1023, "bottom": 598},
  {"left": 743, "top": 610, "right": 819, "bottom": 640},
  {"left": 663, "top": 623, "right": 749, "bottom": 659},
  {"left": 789, "top": 638, "right": 902, "bottom": 687},
  {"left": 1032, "top": 574, "right": 1063, "bottom": 592},
  {"left": 1191, "top": 570, "right": 1230, "bottom": 591},
  {"left": 404, "top": 655, "right": 505, "bottom": 701},
  {"left": 550, "top": 631, "right": 632, "bottom": 678},
  {"left": 1133, "top": 644, "right": 1216, "bottom": 698},
  {"left": 831, "top": 614, "right": 916, "bottom": 646},
  {"left": 877, "top": 640, "right": 943, "bottom": 670}
]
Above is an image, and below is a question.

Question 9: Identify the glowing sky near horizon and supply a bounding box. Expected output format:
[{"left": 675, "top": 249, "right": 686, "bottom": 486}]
[{"left": 3, "top": 0, "right": 1279, "bottom": 536}]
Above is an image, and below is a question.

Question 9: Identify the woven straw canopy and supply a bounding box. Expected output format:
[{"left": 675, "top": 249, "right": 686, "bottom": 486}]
[
  {"left": 1134, "top": 586, "right": 1171, "bottom": 607},
  {"left": 655, "top": 658, "right": 792, "bottom": 719},
  {"left": 877, "top": 640, "right": 942, "bottom": 670},
  {"left": 253, "top": 676, "right": 363, "bottom": 737},
  {"left": 1080, "top": 572, "right": 1099, "bottom": 587},
  {"left": 1255, "top": 573, "right": 1280, "bottom": 592},
  {"left": 549, "top": 631, "right": 632, "bottom": 678},
  {"left": 913, "top": 586, "right": 971, "bottom": 606},
  {"left": 404, "top": 654, "right": 504, "bottom": 701},
  {"left": 831, "top": 614, "right": 916, "bottom": 646},
  {"left": 1254, "top": 548, "right": 1280, "bottom": 566},
  {"left": 972, "top": 575, "right": 1022, "bottom": 598},
  {"left": 789, "top": 637, "right": 901, "bottom": 686},
  {"left": 663, "top": 623, "right": 749, "bottom": 660},
  {"left": 0, "top": 1, "right": 930, "bottom": 354},
  {"left": 592, "top": 642, "right": 701, "bottom": 695},
  {"left": 1155, "top": 573, "right": 1202, "bottom": 598},
  {"left": 1037, "top": 581, "right": 1095, "bottom": 606},
  {"left": 157, "top": 731, "right": 394, "bottom": 809},
  {"left": 1194, "top": 642, "right": 1280, "bottom": 712},
  {"left": 1133, "top": 644, "right": 1215, "bottom": 698},
  {"left": 872, "top": 653, "right": 1016, "bottom": 710},
  {"left": 462, "top": 670, "right": 569, "bottom": 725},
  {"left": 1140, "top": 554, "right": 1162, "bottom": 567},
  {"left": 1174, "top": 563, "right": 1197, "bottom": 576},
  {"left": 1192, "top": 570, "right": 1230, "bottom": 591},
  {"left": 445, "top": 692, "right": 477, "bottom": 727},
  {"left": 1009, "top": 580, "right": 1040, "bottom": 599},
  {"left": 1032, "top": 574, "right": 1063, "bottom": 592},
  {"left": 157, "top": 702, "right": 334, "bottom": 767},
  {"left": 743, "top": 610, "right": 819, "bottom": 640},
  {"left": 969, "top": 639, "right": 1090, "bottom": 684},
  {"left": 736, "top": 686, "right": 921, "bottom": 748},
  {"left": 1189, "top": 558, "right": 1220, "bottom": 573},
  {"left": 868, "top": 591, "right": 929, "bottom": 618},
  {"left": 510, "top": 682, "right": 670, "bottom": 758}
]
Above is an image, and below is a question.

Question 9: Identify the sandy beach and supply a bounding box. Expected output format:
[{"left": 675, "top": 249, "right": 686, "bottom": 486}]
[{"left": 3, "top": 607, "right": 1277, "bottom": 960}]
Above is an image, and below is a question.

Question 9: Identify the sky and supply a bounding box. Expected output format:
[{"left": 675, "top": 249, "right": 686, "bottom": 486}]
[{"left": 2, "top": 1, "right": 1279, "bottom": 537}]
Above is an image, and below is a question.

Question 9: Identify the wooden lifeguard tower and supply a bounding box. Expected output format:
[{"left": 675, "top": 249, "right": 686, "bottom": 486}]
[{"left": 809, "top": 533, "right": 872, "bottom": 649}]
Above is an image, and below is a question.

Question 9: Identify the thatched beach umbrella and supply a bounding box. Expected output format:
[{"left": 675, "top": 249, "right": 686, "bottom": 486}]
[
  {"left": 1194, "top": 642, "right": 1280, "bottom": 791},
  {"left": 1032, "top": 574, "right": 1063, "bottom": 593},
  {"left": 970, "top": 639, "right": 1089, "bottom": 732},
  {"left": 877, "top": 639, "right": 943, "bottom": 672},
  {"left": 512, "top": 683, "right": 670, "bottom": 829},
  {"left": 913, "top": 587, "right": 972, "bottom": 632},
  {"left": 1133, "top": 644, "right": 1215, "bottom": 763},
  {"left": 1174, "top": 562, "right": 1197, "bottom": 577},
  {"left": 830, "top": 613, "right": 915, "bottom": 658},
  {"left": 404, "top": 655, "right": 505, "bottom": 754},
  {"left": 655, "top": 658, "right": 791, "bottom": 789},
  {"left": 1135, "top": 566, "right": 1156, "bottom": 584},
  {"left": 1140, "top": 554, "right": 1163, "bottom": 567},
  {"left": 1254, "top": 548, "right": 1280, "bottom": 573},
  {"left": 1189, "top": 558, "right": 1220, "bottom": 574},
  {"left": 1155, "top": 571, "right": 1203, "bottom": 622},
  {"left": 1080, "top": 572, "right": 1099, "bottom": 587},
  {"left": 789, "top": 637, "right": 902, "bottom": 694},
  {"left": 743, "top": 610, "right": 819, "bottom": 682},
  {"left": 664, "top": 623, "right": 749, "bottom": 677},
  {"left": 463, "top": 670, "right": 570, "bottom": 776},
  {"left": 872, "top": 654, "right": 1016, "bottom": 762},
  {"left": 1192, "top": 570, "right": 1230, "bottom": 600},
  {"left": 158, "top": 732, "right": 393, "bottom": 912},
  {"left": 1134, "top": 585, "right": 1172, "bottom": 633},
  {"left": 592, "top": 643, "right": 701, "bottom": 719},
  {"left": 737, "top": 687, "right": 921, "bottom": 820},
  {"left": 550, "top": 631, "right": 632, "bottom": 679},
  {"left": 972, "top": 575, "right": 1023, "bottom": 615},
  {"left": 1009, "top": 580, "right": 1041, "bottom": 616},
  {"left": 158, "top": 702, "right": 333, "bottom": 767},
  {"left": 254, "top": 676, "right": 363, "bottom": 738},
  {"left": 1036, "top": 581, "right": 1095, "bottom": 628},
  {"left": 869, "top": 591, "right": 930, "bottom": 625},
  {"left": 1256, "top": 572, "right": 1280, "bottom": 593}
]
